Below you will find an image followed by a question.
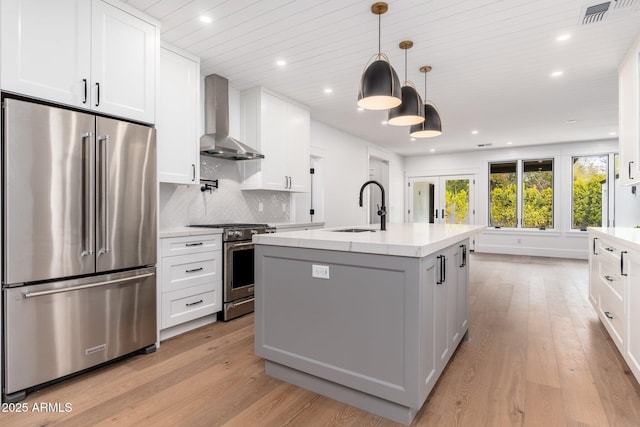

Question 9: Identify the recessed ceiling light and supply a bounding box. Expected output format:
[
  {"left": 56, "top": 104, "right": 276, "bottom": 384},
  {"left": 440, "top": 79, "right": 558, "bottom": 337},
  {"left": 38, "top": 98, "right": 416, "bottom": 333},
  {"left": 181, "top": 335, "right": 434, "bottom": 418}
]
[
  {"left": 381, "top": 120, "right": 388, "bottom": 126},
  {"left": 556, "top": 33, "right": 571, "bottom": 42},
  {"left": 609, "top": 131, "right": 617, "bottom": 136},
  {"left": 324, "top": 88, "right": 333, "bottom": 94},
  {"left": 276, "top": 59, "right": 286, "bottom": 67},
  {"left": 551, "top": 70, "right": 564, "bottom": 78},
  {"left": 429, "top": 148, "right": 436, "bottom": 153},
  {"left": 199, "top": 15, "right": 212, "bottom": 24},
  {"left": 506, "top": 141, "right": 513, "bottom": 145},
  {"left": 410, "top": 138, "right": 416, "bottom": 142},
  {"left": 357, "top": 107, "right": 364, "bottom": 112},
  {"left": 471, "top": 130, "right": 479, "bottom": 135},
  {"left": 567, "top": 119, "right": 577, "bottom": 123}
]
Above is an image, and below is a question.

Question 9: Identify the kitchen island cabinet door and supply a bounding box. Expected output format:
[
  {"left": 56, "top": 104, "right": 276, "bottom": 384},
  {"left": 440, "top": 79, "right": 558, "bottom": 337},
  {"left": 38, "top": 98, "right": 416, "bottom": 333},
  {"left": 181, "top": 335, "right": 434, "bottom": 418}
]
[
  {"left": 625, "top": 249, "right": 640, "bottom": 382},
  {"left": 157, "top": 45, "right": 200, "bottom": 184},
  {"left": 0, "top": 0, "right": 91, "bottom": 106},
  {"left": 91, "top": 0, "right": 157, "bottom": 124}
]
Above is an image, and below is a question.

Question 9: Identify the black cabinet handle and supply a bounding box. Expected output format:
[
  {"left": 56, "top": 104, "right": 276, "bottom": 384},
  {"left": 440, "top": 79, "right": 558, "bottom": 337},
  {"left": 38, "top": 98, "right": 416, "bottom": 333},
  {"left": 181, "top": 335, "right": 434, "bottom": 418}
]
[
  {"left": 82, "top": 79, "right": 87, "bottom": 104},
  {"left": 604, "top": 311, "right": 614, "bottom": 320},
  {"left": 435, "top": 210, "right": 438, "bottom": 219},
  {"left": 629, "top": 161, "right": 635, "bottom": 180},
  {"left": 95, "top": 82, "right": 100, "bottom": 107},
  {"left": 593, "top": 237, "right": 598, "bottom": 255},
  {"left": 185, "top": 242, "right": 203, "bottom": 247},
  {"left": 621, "top": 251, "right": 628, "bottom": 276},
  {"left": 460, "top": 244, "right": 467, "bottom": 267},
  {"left": 192, "top": 164, "right": 196, "bottom": 181},
  {"left": 185, "top": 267, "right": 204, "bottom": 273},
  {"left": 186, "top": 299, "right": 203, "bottom": 307},
  {"left": 437, "top": 255, "right": 446, "bottom": 284}
]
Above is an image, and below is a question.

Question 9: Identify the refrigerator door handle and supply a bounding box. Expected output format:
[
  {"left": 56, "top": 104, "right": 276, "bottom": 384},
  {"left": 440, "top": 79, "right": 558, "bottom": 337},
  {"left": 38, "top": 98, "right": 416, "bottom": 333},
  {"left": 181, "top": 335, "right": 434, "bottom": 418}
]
[
  {"left": 97, "top": 134, "right": 110, "bottom": 255},
  {"left": 81, "top": 132, "right": 94, "bottom": 257},
  {"left": 22, "top": 272, "right": 155, "bottom": 298}
]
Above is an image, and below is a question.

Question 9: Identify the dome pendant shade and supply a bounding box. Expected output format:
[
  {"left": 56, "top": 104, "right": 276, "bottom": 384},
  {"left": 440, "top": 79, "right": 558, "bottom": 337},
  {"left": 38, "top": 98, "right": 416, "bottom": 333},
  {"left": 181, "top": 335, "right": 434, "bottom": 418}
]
[
  {"left": 357, "top": 59, "right": 402, "bottom": 110},
  {"left": 410, "top": 103, "right": 442, "bottom": 137},
  {"left": 388, "top": 86, "right": 425, "bottom": 126}
]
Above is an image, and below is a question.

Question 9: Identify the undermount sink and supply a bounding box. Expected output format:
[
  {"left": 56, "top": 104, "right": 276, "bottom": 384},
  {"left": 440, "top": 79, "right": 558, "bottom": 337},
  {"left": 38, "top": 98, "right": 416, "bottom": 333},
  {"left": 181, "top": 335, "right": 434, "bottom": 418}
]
[{"left": 332, "top": 228, "right": 376, "bottom": 233}]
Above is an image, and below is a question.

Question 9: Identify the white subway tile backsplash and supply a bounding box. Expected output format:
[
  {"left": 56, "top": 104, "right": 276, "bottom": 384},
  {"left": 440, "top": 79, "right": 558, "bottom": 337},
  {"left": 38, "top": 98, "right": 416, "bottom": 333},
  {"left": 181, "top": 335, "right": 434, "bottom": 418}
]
[{"left": 159, "top": 156, "right": 290, "bottom": 228}]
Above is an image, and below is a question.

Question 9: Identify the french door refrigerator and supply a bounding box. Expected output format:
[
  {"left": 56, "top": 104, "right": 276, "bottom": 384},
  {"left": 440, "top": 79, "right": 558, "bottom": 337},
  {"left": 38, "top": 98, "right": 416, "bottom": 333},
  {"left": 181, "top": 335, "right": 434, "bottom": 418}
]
[{"left": 2, "top": 98, "right": 157, "bottom": 402}]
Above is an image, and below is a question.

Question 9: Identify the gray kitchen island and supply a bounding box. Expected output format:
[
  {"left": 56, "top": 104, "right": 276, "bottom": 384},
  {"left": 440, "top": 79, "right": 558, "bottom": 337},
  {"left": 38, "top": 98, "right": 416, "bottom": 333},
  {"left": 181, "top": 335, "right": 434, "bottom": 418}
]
[{"left": 253, "top": 223, "right": 485, "bottom": 425}]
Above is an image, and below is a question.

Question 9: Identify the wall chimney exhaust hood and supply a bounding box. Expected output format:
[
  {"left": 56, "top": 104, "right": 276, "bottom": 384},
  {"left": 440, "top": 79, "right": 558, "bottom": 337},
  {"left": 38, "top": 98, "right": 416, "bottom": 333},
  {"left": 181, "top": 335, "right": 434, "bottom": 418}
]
[{"left": 200, "top": 74, "right": 264, "bottom": 160}]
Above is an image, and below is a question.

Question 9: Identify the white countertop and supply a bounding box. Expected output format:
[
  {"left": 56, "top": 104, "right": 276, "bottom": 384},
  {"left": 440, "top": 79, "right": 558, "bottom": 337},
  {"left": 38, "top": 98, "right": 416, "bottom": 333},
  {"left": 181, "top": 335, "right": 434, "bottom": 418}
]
[
  {"left": 268, "top": 222, "right": 325, "bottom": 229},
  {"left": 589, "top": 227, "right": 640, "bottom": 251},
  {"left": 159, "top": 226, "right": 224, "bottom": 239},
  {"left": 254, "top": 223, "right": 486, "bottom": 257}
]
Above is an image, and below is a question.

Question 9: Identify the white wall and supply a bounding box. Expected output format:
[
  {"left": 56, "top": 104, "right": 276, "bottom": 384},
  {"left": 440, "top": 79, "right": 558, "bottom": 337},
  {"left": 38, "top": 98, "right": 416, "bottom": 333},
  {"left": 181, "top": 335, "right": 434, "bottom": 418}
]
[
  {"left": 405, "top": 139, "right": 619, "bottom": 259},
  {"left": 297, "top": 120, "right": 405, "bottom": 228}
]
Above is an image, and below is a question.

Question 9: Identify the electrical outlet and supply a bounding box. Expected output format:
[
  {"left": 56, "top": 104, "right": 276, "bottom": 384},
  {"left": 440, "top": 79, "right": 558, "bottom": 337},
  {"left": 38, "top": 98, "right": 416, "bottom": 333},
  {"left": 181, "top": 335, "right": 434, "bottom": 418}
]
[{"left": 312, "top": 264, "right": 330, "bottom": 279}]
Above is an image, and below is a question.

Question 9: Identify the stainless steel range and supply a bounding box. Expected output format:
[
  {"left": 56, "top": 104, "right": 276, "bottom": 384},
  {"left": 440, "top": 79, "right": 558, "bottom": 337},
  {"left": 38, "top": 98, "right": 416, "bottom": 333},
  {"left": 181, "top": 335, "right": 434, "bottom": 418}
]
[{"left": 189, "top": 224, "right": 274, "bottom": 320}]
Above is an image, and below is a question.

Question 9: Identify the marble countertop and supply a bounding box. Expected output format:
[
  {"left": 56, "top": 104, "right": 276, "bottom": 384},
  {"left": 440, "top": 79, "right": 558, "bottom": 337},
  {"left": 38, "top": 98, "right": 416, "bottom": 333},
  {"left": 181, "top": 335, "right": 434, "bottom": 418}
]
[
  {"left": 268, "top": 222, "right": 325, "bottom": 229},
  {"left": 253, "top": 223, "right": 486, "bottom": 257},
  {"left": 588, "top": 227, "right": 640, "bottom": 251},
  {"left": 159, "top": 226, "right": 224, "bottom": 239}
]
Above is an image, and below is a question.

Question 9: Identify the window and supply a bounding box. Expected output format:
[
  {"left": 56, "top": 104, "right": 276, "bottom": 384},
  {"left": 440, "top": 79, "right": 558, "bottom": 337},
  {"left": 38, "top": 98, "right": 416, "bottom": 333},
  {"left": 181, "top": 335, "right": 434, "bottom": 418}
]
[
  {"left": 489, "top": 162, "right": 517, "bottom": 227},
  {"left": 522, "top": 159, "right": 553, "bottom": 229},
  {"left": 572, "top": 155, "right": 608, "bottom": 230},
  {"left": 489, "top": 159, "right": 554, "bottom": 229}
]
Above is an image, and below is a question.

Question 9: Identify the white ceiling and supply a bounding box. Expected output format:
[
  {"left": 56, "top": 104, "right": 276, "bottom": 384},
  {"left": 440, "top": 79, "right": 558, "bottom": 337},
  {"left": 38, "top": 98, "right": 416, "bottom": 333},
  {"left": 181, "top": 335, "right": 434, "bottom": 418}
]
[{"left": 124, "top": 0, "right": 640, "bottom": 157}]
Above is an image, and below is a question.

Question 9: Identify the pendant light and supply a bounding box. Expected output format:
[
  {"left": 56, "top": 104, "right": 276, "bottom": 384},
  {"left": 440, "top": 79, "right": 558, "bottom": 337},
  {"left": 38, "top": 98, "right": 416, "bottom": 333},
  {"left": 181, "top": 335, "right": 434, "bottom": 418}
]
[
  {"left": 388, "top": 41, "right": 425, "bottom": 126},
  {"left": 357, "top": 2, "right": 401, "bottom": 110},
  {"left": 410, "top": 66, "right": 442, "bottom": 137}
]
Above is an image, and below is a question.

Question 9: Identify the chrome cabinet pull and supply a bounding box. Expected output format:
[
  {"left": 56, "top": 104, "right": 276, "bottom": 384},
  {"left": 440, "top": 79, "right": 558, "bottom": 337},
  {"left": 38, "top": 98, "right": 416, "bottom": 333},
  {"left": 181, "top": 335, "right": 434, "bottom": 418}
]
[
  {"left": 604, "top": 275, "right": 614, "bottom": 282},
  {"left": 604, "top": 311, "right": 614, "bottom": 320},
  {"left": 82, "top": 79, "right": 88, "bottom": 104},
  {"left": 185, "top": 242, "right": 203, "bottom": 247},
  {"left": 621, "top": 251, "right": 628, "bottom": 276},
  {"left": 192, "top": 164, "right": 196, "bottom": 181},
  {"left": 459, "top": 244, "right": 467, "bottom": 268},
  {"left": 593, "top": 237, "right": 598, "bottom": 255},
  {"left": 185, "top": 267, "right": 204, "bottom": 273},
  {"left": 95, "top": 82, "right": 100, "bottom": 107},
  {"left": 437, "top": 255, "right": 446, "bottom": 284},
  {"left": 629, "top": 161, "right": 635, "bottom": 180},
  {"left": 186, "top": 299, "right": 203, "bottom": 307},
  {"left": 97, "top": 135, "right": 110, "bottom": 255},
  {"left": 605, "top": 247, "right": 615, "bottom": 252}
]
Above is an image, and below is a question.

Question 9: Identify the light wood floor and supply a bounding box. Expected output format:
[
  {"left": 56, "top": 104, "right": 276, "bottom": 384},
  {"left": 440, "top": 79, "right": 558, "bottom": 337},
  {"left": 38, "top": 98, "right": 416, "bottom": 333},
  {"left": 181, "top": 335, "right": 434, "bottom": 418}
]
[{"left": 4, "top": 253, "right": 640, "bottom": 427}]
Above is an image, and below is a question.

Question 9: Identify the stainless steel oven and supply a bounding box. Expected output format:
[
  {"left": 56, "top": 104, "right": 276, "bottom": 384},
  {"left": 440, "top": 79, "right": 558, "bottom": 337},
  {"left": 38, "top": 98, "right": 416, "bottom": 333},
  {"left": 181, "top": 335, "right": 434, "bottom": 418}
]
[{"left": 189, "top": 224, "right": 273, "bottom": 320}]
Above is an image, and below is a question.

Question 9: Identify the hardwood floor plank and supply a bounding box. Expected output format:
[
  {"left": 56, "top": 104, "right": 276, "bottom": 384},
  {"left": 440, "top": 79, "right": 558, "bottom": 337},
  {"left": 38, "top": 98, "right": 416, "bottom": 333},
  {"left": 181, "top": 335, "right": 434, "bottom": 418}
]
[{"left": 3, "top": 254, "right": 640, "bottom": 427}]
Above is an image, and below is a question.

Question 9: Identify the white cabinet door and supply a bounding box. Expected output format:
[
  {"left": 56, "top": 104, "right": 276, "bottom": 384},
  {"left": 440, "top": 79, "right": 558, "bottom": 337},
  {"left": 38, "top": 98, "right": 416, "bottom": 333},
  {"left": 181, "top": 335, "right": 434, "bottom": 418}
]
[
  {"left": 157, "top": 45, "right": 200, "bottom": 184},
  {"left": 456, "top": 242, "right": 469, "bottom": 335},
  {"left": 619, "top": 35, "right": 640, "bottom": 186},
  {"left": 434, "top": 250, "right": 452, "bottom": 368},
  {"left": 286, "top": 101, "right": 311, "bottom": 192},
  {"left": 91, "top": 0, "right": 157, "bottom": 123},
  {"left": 625, "top": 249, "right": 640, "bottom": 382},
  {"left": 240, "top": 87, "right": 310, "bottom": 192},
  {"left": 0, "top": 0, "right": 91, "bottom": 106}
]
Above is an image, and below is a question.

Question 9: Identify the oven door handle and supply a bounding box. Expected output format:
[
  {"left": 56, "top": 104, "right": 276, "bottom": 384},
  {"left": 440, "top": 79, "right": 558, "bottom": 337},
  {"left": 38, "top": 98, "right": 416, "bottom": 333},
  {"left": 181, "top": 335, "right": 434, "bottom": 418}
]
[{"left": 229, "top": 242, "right": 254, "bottom": 249}]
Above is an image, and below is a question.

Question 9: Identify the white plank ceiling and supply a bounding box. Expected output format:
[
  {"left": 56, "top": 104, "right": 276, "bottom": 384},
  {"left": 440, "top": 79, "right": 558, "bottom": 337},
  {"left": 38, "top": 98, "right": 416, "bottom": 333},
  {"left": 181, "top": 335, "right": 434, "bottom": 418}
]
[{"left": 125, "top": 0, "right": 640, "bottom": 156}]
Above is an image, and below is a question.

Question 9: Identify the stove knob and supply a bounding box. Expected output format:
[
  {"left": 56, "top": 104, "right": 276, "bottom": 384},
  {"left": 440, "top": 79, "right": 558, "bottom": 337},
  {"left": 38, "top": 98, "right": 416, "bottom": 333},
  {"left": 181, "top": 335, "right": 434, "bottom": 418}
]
[
  {"left": 234, "top": 230, "right": 243, "bottom": 238},
  {"left": 251, "top": 229, "right": 258, "bottom": 235}
]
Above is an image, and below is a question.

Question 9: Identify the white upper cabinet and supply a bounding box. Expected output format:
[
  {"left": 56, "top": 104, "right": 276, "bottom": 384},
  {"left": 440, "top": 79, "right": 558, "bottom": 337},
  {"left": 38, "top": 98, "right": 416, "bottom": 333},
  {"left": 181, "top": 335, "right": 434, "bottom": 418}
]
[
  {"left": 0, "top": 0, "right": 158, "bottom": 124},
  {"left": 239, "top": 87, "right": 310, "bottom": 192},
  {"left": 157, "top": 44, "right": 200, "bottom": 185},
  {"left": 619, "top": 34, "right": 640, "bottom": 186}
]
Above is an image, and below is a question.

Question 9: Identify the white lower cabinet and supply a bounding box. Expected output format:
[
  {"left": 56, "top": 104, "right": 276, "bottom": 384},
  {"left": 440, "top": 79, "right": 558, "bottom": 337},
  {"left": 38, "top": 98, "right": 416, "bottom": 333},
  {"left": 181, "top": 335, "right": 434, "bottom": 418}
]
[
  {"left": 159, "top": 233, "right": 222, "bottom": 337},
  {"left": 588, "top": 229, "right": 640, "bottom": 383}
]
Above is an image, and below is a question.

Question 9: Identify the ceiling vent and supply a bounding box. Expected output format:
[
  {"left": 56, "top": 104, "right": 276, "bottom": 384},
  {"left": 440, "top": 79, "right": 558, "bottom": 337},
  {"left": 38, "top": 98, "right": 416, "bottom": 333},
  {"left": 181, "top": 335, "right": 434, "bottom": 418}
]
[{"left": 581, "top": 0, "right": 637, "bottom": 25}]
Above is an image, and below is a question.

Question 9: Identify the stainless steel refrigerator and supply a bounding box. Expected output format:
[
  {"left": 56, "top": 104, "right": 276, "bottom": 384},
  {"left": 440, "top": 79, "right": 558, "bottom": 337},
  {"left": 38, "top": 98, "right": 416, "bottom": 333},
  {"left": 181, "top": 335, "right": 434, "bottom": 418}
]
[{"left": 2, "top": 98, "right": 157, "bottom": 402}]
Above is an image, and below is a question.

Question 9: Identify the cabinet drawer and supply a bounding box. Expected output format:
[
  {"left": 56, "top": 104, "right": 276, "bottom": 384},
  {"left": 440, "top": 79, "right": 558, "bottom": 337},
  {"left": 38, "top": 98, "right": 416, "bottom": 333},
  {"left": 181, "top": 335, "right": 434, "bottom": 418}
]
[
  {"left": 161, "top": 251, "right": 221, "bottom": 293},
  {"left": 598, "top": 239, "right": 622, "bottom": 263},
  {"left": 161, "top": 234, "right": 221, "bottom": 256},
  {"left": 598, "top": 261, "right": 624, "bottom": 300},
  {"left": 161, "top": 282, "right": 222, "bottom": 328},
  {"left": 599, "top": 286, "right": 625, "bottom": 350}
]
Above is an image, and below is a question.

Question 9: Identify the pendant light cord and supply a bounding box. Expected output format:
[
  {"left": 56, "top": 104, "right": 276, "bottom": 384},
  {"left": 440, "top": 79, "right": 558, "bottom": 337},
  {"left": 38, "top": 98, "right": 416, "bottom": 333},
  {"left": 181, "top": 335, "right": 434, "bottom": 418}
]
[
  {"left": 404, "top": 49, "right": 408, "bottom": 83},
  {"left": 378, "top": 13, "right": 381, "bottom": 55},
  {"left": 424, "top": 71, "right": 428, "bottom": 99}
]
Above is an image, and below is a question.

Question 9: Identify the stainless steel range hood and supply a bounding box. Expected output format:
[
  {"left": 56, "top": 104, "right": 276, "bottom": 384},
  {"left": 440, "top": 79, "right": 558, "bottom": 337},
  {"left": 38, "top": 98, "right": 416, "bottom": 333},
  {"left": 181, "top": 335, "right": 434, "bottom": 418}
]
[{"left": 200, "top": 74, "right": 264, "bottom": 160}]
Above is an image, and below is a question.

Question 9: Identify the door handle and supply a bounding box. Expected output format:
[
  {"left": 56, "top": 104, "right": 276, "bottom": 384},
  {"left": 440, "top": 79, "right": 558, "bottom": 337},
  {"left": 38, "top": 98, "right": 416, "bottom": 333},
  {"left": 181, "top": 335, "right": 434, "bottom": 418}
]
[
  {"left": 592, "top": 237, "right": 598, "bottom": 255},
  {"left": 621, "top": 251, "right": 628, "bottom": 276},
  {"left": 185, "top": 267, "right": 204, "bottom": 273},
  {"left": 23, "top": 272, "right": 155, "bottom": 298},
  {"left": 629, "top": 161, "right": 635, "bottom": 180},
  {"left": 460, "top": 244, "right": 467, "bottom": 267},
  {"left": 95, "top": 82, "right": 100, "bottom": 107},
  {"left": 97, "top": 135, "right": 110, "bottom": 255},
  {"left": 441, "top": 209, "right": 445, "bottom": 219},
  {"left": 604, "top": 311, "right": 614, "bottom": 320},
  {"left": 435, "top": 210, "right": 438, "bottom": 219},
  {"left": 81, "top": 132, "right": 94, "bottom": 257},
  {"left": 192, "top": 164, "right": 196, "bottom": 181}
]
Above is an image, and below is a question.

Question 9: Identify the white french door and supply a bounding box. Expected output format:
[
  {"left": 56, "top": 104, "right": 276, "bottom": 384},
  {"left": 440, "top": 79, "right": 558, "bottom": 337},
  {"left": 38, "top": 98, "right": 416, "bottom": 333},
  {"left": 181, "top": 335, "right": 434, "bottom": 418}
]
[{"left": 408, "top": 175, "right": 475, "bottom": 225}]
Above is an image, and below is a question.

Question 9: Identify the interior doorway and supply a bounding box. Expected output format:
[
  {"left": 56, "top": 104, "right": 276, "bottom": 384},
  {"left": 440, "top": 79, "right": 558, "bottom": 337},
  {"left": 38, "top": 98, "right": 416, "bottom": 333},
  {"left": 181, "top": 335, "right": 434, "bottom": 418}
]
[
  {"left": 408, "top": 175, "right": 475, "bottom": 224},
  {"left": 368, "top": 157, "right": 389, "bottom": 225}
]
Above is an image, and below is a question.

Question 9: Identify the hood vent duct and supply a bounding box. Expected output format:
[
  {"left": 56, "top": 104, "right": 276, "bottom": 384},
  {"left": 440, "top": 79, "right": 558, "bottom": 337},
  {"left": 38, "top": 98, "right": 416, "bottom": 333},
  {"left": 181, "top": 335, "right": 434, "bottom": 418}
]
[{"left": 200, "top": 74, "right": 264, "bottom": 160}]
